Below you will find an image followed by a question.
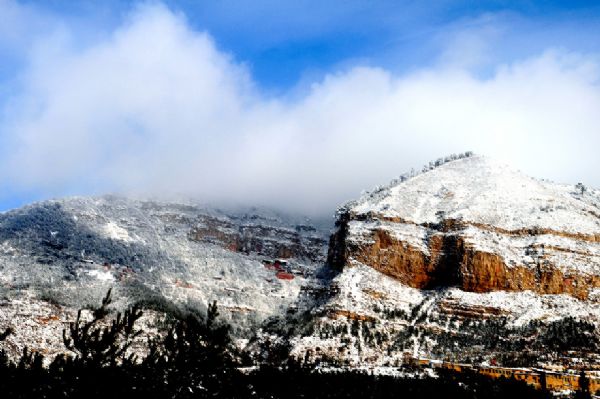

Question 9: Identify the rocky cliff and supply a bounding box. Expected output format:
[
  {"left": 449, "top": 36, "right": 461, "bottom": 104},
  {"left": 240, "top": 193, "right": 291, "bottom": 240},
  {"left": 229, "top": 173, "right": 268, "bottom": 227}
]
[
  {"left": 189, "top": 212, "right": 326, "bottom": 262},
  {"left": 328, "top": 155, "right": 600, "bottom": 299},
  {"left": 2, "top": 157, "right": 600, "bottom": 370}
]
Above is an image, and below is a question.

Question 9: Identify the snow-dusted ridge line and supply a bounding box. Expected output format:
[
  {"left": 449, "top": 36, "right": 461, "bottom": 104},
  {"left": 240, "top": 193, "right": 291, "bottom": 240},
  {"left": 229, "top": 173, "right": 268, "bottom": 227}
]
[
  {"left": 338, "top": 151, "right": 476, "bottom": 216},
  {"left": 349, "top": 154, "right": 600, "bottom": 235}
]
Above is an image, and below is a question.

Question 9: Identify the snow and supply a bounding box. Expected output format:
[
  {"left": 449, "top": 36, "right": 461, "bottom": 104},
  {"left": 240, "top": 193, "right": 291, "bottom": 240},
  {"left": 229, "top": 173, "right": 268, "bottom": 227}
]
[
  {"left": 462, "top": 225, "right": 600, "bottom": 274},
  {"left": 348, "top": 220, "right": 430, "bottom": 254},
  {"left": 291, "top": 260, "right": 600, "bottom": 368},
  {"left": 325, "top": 259, "right": 600, "bottom": 330},
  {"left": 0, "top": 194, "right": 329, "bottom": 343},
  {"left": 100, "top": 221, "right": 134, "bottom": 242},
  {"left": 87, "top": 269, "right": 115, "bottom": 282},
  {"left": 0, "top": 293, "right": 165, "bottom": 365},
  {"left": 2, "top": 162, "right": 600, "bottom": 369},
  {"left": 329, "top": 262, "right": 600, "bottom": 332},
  {"left": 443, "top": 287, "right": 599, "bottom": 327},
  {"left": 353, "top": 155, "right": 600, "bottom": 235}
]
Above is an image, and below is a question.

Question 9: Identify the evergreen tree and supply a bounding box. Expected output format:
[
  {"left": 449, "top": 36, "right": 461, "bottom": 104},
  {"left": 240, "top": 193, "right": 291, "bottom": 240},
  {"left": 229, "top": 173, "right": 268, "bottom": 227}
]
[
  {"left": 61, "top": 288, "right": 143, "bottom": 368},
  {"left": 143, "top": 300, "right": 243, "bottom": 398}
]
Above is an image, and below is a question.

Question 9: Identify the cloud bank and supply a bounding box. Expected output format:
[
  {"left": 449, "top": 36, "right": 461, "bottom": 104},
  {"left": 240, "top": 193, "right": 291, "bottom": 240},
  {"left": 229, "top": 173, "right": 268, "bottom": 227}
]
[{"left": 1, "top": 3, "right": 600, "bottom": 215}]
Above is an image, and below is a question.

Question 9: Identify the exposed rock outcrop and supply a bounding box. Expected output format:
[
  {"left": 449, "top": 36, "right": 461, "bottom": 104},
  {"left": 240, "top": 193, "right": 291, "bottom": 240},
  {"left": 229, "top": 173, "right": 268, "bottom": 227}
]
[{"left": 189, "top": 213, "right": 326, "bottom": 262}]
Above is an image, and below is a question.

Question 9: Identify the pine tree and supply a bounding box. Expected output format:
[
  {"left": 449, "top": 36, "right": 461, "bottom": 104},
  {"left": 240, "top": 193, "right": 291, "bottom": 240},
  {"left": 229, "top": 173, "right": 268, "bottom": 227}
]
[
  {"left": 61, "top": 288, "right": 143, "bottom": 367},
  {"left": 143, "top": 300, "right": 241, "bottom": 398}
]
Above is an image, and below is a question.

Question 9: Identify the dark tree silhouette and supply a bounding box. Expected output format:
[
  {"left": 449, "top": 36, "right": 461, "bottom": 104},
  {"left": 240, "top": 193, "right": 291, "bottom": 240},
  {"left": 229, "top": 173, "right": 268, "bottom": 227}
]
[
  {"left": 61, "top": 288, "right": 143, "bottom": 368},
  {"left": 575, "top": 370, "right": 592, "bottom": 399},
  {"left": 143, "top": 300, "right": 242, "bottom": 398}
]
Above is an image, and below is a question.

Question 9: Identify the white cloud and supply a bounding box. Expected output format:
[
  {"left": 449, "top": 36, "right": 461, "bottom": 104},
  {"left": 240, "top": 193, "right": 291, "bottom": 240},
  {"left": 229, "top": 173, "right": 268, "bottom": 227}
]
[{"left": 1, "top": 3, "right": 600, "bottom": 215}]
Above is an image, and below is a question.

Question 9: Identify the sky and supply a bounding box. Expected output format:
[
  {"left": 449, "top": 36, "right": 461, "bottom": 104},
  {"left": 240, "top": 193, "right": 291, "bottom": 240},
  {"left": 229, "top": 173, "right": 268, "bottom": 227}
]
[{"left": 0, "top": 0, "right": 600, "bottom": 216}]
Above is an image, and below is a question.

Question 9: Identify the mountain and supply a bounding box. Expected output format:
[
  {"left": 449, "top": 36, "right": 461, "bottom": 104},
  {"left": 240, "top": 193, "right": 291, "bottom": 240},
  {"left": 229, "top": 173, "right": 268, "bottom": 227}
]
[
  {"left": 329, "top": 154, "right": 600, "bottom": 299},
  {"left": 291, "top": 154, "right": 600, "bottom": 369},
  {"left": 0, "top": 196, "right": 329, "bottom": 358},
  {"left": 1, "top": 154, "right": 599, "bottom": 375}
]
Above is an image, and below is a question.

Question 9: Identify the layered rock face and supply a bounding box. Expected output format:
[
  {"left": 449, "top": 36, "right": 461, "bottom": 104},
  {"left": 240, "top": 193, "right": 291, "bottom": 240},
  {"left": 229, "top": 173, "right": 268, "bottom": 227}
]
[
  {"left": 189, "top": 213, "right": 327, "bottom": 262},
  {"left": 329, "top": 155, "right": 600, "bottom": 299}
]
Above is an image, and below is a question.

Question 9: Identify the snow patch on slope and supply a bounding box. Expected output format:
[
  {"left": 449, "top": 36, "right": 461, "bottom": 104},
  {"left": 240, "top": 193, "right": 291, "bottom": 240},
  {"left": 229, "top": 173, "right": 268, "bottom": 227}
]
[
  {"left": 86, "top": 269, "right": 115, "bottom": 282},
  {"left": 100, "top": 221, "right": 134, "bottom": 242}
]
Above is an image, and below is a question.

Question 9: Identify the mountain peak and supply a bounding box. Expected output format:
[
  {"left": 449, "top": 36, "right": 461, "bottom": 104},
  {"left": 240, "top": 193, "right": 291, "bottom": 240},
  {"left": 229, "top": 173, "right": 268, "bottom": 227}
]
[{"left": 352, "top": 154, "right": 600, "bottom": 235}]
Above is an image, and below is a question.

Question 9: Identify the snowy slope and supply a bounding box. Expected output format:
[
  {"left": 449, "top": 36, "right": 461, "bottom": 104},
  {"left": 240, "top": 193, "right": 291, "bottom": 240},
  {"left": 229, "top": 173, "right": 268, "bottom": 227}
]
[
  {"left": 0, "top": 196, "right": 330, "bottom": 342},
  {"left": 353, "top": 155, "right": 600, "bottom": 234}
]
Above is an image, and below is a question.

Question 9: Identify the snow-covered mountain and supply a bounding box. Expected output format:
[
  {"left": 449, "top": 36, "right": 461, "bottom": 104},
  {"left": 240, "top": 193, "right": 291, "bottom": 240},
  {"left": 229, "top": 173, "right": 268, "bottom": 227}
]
[
  {"left": 0, "top": 196, "right": 329, "bottom": 358},
  {"left": 292, "top": 154, "right": 600, "bottom": 368},
  {"left": 1, "top": 154, "right": 600, "bottom": 372},
  {"left": 330, "top": 154, "right": 600, "bottom": 298}
]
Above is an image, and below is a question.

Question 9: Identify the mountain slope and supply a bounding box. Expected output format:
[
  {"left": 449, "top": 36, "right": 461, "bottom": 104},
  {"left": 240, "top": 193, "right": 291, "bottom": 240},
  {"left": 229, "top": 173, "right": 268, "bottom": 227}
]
[{"left": 0, "top": 196, "right": 329, "bottom": 358}]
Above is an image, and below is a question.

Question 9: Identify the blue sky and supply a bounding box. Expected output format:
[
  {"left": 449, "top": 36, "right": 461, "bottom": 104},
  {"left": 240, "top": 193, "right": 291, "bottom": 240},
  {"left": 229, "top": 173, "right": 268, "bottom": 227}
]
[
  {"left": 1, "top": 0, "right": 600, "bottom": 214},
  {"left": 14, "top": 0, "right": 600, "bottom": 88}
]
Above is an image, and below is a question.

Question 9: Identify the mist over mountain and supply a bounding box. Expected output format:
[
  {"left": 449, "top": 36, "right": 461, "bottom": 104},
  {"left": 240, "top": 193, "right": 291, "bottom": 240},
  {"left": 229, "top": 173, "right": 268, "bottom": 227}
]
[{"left": 2, "top": 2, "right": 600, "bottom": 215}]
